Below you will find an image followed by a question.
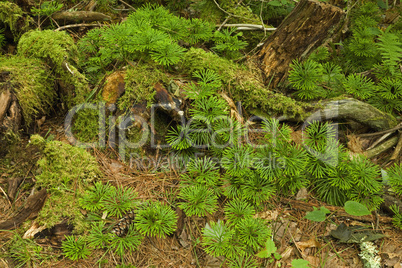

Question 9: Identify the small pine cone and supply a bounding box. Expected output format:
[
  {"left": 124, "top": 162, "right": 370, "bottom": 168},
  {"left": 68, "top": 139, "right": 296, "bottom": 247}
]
[{"left": 111, "top": 210, "right": 136, "bottom": 237}]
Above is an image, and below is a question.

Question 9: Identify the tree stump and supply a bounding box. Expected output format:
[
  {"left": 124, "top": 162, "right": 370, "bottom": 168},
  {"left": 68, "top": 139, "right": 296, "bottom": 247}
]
[{"left": 259, "top": 0, "right": 346, "bottom": 88}]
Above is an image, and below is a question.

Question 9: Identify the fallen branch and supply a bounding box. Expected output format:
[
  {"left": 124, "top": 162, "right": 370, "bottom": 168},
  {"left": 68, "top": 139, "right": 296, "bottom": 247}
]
[
  {"left": 221, "top": 24, "right": 276, "bottom": 31},
  {"left": 365, "top": 136, "right": 398, "bottom": 159},
  {"left": 54, "top": 23, "right": 106, "bottom": 31},
  {"left": 306, "top": 98, "right": 397, "bottom": 131},
  {"left": 390, "top": 131, "right": 402, "bottom": 161},
  {"left": 118, "top": 0, "right": 136, "bottom": 11},
  {"left": 358, "top": 122, "right": 402, "bottom": 137}
]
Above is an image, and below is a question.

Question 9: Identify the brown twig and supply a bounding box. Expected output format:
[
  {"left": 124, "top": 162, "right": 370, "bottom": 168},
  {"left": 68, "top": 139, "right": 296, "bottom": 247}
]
[
  {"left": 366, "top": 132, "right": 394, "bottom": 150},
  {"left": 390, "top": 131, "right": 402, "bottom": 161},
  {"left": 358, "top": 122, "right": 402, "bottom": 137},
  {"left": 0, "top": 186, "right": 12, "bottom": 207},
  {"left": 118, "top": 0, "right": 136, "bottom": 11}
]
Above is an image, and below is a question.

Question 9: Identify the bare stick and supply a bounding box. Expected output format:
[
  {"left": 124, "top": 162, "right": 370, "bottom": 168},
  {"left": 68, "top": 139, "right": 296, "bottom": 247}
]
[
  {"left": 365, "top": 136, "right": 398, "bottom": 159},
  {"left": 0, "top": 186, "right": 12, "bottom": 207},
  {"left": 222, "top": 24, "right": 276, "bottom": 31},
  {"left": 390, "top": 131, "right": 402, "bottom": 161},
  {"left": 217, "top": 0, "right": 244, "bottom": 31},
  {"left": 118, "top": 0, "right": 136, "bottom": 11},
  {"left": 358, "top": 122, "right": 402, "bottom": 137},
  {"left": 54, "top": 23, "right": 106, "bottom": 31},
  {"left": 366, "top": 132, "right": 393, "bottom": 151}
]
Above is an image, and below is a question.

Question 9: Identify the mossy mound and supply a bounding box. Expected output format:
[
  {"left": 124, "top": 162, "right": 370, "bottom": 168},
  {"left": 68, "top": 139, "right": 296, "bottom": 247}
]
[
  {"left": 0, "top": 1, "right": 32, "bottom": 40},
  {"left": 195, "top": 0, "right": 260, "bottom": 24},
  {"left": 70, "top": 104, "right": 103, "bottom": 144},
  {"left": 0, "top": 55, "right": 55, "bottom": 126},
  {"left": 179, "top": 48, "right": 310, "bottom": 118},
  {"left": 17, "top": 30, "right": 90, "bottom": 105},
  {"left": 30, "top": 134, "right": 102, "bottom": 231},
  {"left": 118, "top": 64, "right": 170, "bottom": 110}
]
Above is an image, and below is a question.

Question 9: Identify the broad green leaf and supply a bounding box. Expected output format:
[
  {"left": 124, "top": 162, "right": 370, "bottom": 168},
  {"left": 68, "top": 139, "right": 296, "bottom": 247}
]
[
  {"left": 304, "top": 206, "right": 330, "bottom": 222},
  {"left": 344, "top": 201, "right": 371, "bottom": 216},
  {"left": 274, "top": 252, "right": 282, "bottom": 260},
  {"left": 256, "top": 239, "right": 277, "bottom": 258},
  {"left": 292, "top": 259, "right": 310, "bottom": 268}
]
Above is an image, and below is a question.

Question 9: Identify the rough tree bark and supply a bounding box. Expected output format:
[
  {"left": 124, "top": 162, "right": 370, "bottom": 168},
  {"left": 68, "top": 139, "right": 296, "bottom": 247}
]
[
  {"left": 259, "top": 0, "right": 346, "bottom": 88},
  {"left": 0, "top": 88, "right": 22, "bottom": 133}
]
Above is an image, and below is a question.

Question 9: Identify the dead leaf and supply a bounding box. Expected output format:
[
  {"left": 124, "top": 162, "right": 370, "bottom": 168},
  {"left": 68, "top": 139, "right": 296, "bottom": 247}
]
[
  {"left": 296, "top": 187, "right": 308, "bottom": 200},
  {"left": 280, "top": 246, "right": 294, "bottom": 260},
  {"left": 254, "top": 210, "right": 279, "bottom": 221},
  {"left": 295, "top": 237, "right": 320, "bottom": 252}
]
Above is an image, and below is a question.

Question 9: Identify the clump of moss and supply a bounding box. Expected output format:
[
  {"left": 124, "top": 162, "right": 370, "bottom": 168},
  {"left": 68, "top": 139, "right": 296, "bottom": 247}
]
[
  {"left": 0, "top": 56, "right": 55, "bottom": 126},
  {"left": 0, "top": 1, "right": 32, "bottom": 40},
  {"left": 179, "top": 48, "right": 310, "bottom": 118},
  {"left": 193, "top": 0, "right": 260, "bottom": 24},
  {"left": 31, "top": 134, "right": 102, "bottom": 231},
  {"left": 118, "top": 64, "right": 169, "bottom": 110},
  {"left": 17, "top": 30, "right": 90, "bottom": 106},
  {"left": 70, "top": 102, "right": 104, "bottom": 144}
]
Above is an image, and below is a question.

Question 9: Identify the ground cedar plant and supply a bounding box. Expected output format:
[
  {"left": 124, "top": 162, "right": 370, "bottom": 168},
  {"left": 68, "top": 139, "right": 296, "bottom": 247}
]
[{"left": 0, "top": 0, "right": 402, "bottom": 267}]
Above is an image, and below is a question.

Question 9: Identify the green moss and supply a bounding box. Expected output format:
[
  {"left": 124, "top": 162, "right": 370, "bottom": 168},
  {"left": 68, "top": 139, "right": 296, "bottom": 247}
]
[
  {"left": 118, "top": 64, "right": 169, "bottom": 110},
  {"left": 0, "top": 55, "right": 55, "bottom": 126},
  {"left": 17, "top": 30, "right": 90, "bottom": 106},
  {"left": 180, "top": 48, "right": 310, "bottom": 118},
  {"left": 194, "top": 0, "right": 260, "bottom": 24},
  {"left": 31, "top": 134, "right": 102, "bottom": 231},
  {"left": 0, "top": 1, "right": 32, "bottom": 40},
  {"left": 71, "top": 103, "right": 104, "bottom": 144}
]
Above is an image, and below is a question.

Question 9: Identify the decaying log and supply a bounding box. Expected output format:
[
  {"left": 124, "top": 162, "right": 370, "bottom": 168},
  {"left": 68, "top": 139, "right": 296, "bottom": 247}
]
[
  {"left": 259, "top": 0, "right": 346, "bottom": 88},
  {"left": 0, "top": 89, "right": 22, "bottom": 133},
  {"left": 2, "top": 97, "right": 22, "bottom": 133},
  {"left": 305, "top": 99, "right": 397, "bottom": 131},
  {"left": 0, "top": 189, "right": 47, "bottom": 230},
  {"left": 0, "top": 89, "right": 12, "bottom": 124},
  {"left": 52, "top": 11, "right": 111, "bottom": 23}
]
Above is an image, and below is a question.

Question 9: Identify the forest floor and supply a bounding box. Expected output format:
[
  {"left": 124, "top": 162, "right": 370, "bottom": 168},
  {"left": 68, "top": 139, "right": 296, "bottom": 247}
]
[{"left": 1, "top": 116, "right": 401, "bottom": 268}]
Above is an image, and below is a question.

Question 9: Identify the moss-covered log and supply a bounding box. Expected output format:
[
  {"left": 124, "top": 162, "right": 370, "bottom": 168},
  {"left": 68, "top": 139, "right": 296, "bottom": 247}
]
[
  {"left": 0, "top": 56, "right": 55, "bottom": 129},
  {"left": 259, "top": 0, "right": 346, "bottom": 88},
  {"left": 307, "top": 98, "right": 397, "bottom": 131}
]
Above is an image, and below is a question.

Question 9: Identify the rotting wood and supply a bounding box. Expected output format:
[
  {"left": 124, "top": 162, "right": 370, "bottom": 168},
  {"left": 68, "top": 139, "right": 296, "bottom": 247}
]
[
  {"left": 0, "top": 189, "right": 47, "bottom": 230},
  {"left": 305, "top": 99, "right": 397, "bottom": 131},
  {"left": 259, "top": 0, "right": 346, "bottom": 88},
  {"left": 0, "top": 89, "right": 12, "bottom": 124}
]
